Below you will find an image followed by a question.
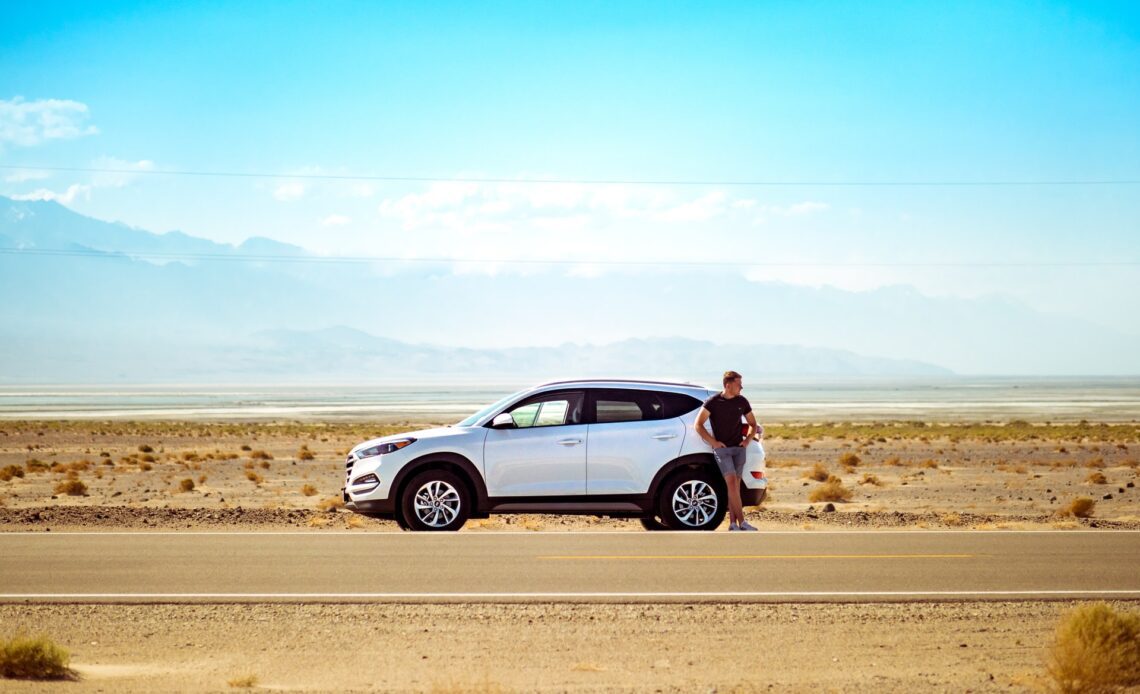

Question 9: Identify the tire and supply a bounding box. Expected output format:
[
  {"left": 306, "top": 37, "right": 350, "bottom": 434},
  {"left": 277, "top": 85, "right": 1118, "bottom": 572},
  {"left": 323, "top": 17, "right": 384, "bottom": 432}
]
[
  {"left": 639, "top": 516, "right": 669, "bottom": 531},
  {"left": 657, "top": 469, "right": 726, "bottom": 531},
  {"left": 393, "top": 509, "right": 412, "bottom": 531},
  {"left": 399, "top": 469, "right": 470, "bottom": 532}
]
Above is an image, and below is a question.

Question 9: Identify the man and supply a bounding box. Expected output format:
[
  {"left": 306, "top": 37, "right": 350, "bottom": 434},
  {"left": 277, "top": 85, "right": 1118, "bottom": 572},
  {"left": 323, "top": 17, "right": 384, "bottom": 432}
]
[{"left": 694, "top": 370, "right": 761, "bottom": 531}]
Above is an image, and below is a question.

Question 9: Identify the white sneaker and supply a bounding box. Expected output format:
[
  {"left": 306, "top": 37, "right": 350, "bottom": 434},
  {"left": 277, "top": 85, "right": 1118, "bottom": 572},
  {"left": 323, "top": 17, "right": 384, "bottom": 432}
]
[
  {"left": 739, "top": 521, "right": 758, "bottom": 531},
  {"left": 728, "top": 522, "right": 741, "bottom": 531}
]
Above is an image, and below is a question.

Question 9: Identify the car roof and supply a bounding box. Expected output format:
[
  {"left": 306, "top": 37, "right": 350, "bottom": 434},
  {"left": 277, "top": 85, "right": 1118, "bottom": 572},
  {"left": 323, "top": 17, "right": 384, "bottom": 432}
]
[{"left": 533, "top": 379, "right": 711, "bottom": 398}]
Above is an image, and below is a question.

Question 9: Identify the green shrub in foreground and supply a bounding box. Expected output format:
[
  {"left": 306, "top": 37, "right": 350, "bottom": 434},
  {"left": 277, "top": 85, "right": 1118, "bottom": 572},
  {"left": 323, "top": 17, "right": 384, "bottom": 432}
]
[{"left": 0, "top": 633, "right": 74, "bottom": 680}]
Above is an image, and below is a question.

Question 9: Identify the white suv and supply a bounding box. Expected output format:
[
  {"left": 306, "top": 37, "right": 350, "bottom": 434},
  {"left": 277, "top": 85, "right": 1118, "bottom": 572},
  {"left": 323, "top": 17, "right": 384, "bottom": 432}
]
[{"left": 343, "top": 380, "right": 767, "bottom": 531}]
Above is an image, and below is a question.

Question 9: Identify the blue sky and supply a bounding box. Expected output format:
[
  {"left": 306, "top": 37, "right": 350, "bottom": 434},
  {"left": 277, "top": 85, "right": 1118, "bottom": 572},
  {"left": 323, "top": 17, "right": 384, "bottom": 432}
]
[{"left": 1, "top": 0, "right": 1138, "bottom": 328}]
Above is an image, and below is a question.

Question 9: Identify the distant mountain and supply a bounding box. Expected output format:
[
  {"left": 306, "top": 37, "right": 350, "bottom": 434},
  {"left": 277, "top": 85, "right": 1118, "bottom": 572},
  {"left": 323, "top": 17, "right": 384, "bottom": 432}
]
[{"left": 2, "top": 195, "right": 1137, "bottom": 380}]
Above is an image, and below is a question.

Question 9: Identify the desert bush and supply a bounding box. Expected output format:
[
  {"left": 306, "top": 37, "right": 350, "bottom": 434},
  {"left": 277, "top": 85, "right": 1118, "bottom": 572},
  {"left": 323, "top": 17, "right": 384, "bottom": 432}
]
[
  {"left": 245, "top": 471, "right": 263, "bottom": 484},
  {"left": 227, "top": 673, "right": 259, "bottom": 688},
  {"left": 0, "top": 465, "right": 25, "bottom": 482},
  {"left": 1059, "top": 497, "right": 1097, "bottom": 518},
  {"left": 25, "top": 459, "right": 48, "bottom": 473},
  {"left": 301, "top": 483, "right": 318, "bottom": 496},
  {"left": 52, "top": 479, "right": 87, "bottom": 496},
  {"left": 0, "top": 633, "right": 74, "bottom": 680},
  {"left": 1045, "top": 602, "right": 1140, "bottom": 693},
  {"left": 139, "top": 462, "right": 153, "bottom": 472},
  {"left": 1086, "top": 472, "right": 1108, "bottom": 485},
  {"left": 198, "top": 474, "right": 208, "bottom": 484},
  {"left": 885, "top": 456, "right": 903, "bottom": 466},
  {"left": 940, "top": 513, "right": 964, "bottom": 526},
  {"left": 298, "top": 447, "right": 315, "bottom": 461},
  {"left": 138, "top": 444, "right": 153, "bottom": 453},
  {"left": 838, "top": 452, "right": 860, "bottom": 468},
  {"left": 249, "top": 450, "right": 273, "bottom": 460},
  {"left": 240, "top": 444, "right": 252, "bottom": 451},
  {"left": 859, "top": 473, "right": 882, "bottom": 486},
  {"left": 921, "top": 459, "right": 940, "bottom": 469},
  {"left": 808, "top": 476, "right": 853, "bottom": 503},
  {"left": 179, "top": 478, "right": 195, "bottom": 492},
  {"left": 317, "top": 496, "right": 345, "bottom": 512},
  {"left": 803, "top": 463, "right": 829, "bottom": 482},
  {"left": 258, "top": 460, "right": 270, "bottom": 470}
]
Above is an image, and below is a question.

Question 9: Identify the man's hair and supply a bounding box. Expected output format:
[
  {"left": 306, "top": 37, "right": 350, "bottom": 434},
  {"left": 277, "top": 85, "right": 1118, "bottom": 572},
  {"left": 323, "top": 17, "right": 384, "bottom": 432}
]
[{"left": 723, "top": 370, "right": 742, "bottom": 386}]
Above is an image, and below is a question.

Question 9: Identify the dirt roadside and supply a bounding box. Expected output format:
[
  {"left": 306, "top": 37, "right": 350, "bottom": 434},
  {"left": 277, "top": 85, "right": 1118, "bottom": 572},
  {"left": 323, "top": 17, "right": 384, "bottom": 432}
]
[{"left": 1, "top": 600, "right": 1120, "bottom": 692}]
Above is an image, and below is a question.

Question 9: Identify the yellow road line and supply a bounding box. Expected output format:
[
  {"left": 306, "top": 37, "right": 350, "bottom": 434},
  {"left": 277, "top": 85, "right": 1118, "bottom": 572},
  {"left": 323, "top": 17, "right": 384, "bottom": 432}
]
[{"left": 540, "top": 554, "right": 975, "bottom": 560}]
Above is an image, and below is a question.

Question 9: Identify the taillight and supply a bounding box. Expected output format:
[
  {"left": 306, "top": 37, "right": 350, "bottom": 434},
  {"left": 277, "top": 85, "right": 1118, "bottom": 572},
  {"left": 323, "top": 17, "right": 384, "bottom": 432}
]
[{"left": 750, "top": 471, "right": 765, "bottom": 479}]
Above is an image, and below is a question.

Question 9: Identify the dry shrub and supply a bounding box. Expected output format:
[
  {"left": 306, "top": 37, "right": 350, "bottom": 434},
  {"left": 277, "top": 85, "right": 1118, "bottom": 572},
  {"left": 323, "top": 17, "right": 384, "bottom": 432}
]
[
  {"left": 803, "top": 463, "right": 829, "bottom": 482},
  {"left": 838, "top": 452, "right": 860, "bottom": 468},
  {"left": 1086, "top": 472, "right": 1108, "bottom": 485},
  {"left": 24, "top": 459, "right": 48, "bottom": 474},
  {"left": 68, "top": 460, "right": 91, "bottom": 472},
  {"left": 1045, "top": 602, "right": 1140, "bottom": 693},
  {"left": 317, "top": 496, "right": 345, "bottom": 512},
  {"left": 1059, "top": 497, "right": 1097, "bottom": 518},
  {"left": 808, "top": 475, "right": 853, "bottom": 503},
  {"left": 858, "top": 473, "right": 882, "bottom": 486},
  {"left": 1085, "top": 457, "right": 1105, "bottom": 469},
  {"left": 345, "top": 515, "right": 367, "bottom": 529},
  {"left": 258, "top": 460, "right": 270, "bottom": 470},
  {"left": 885, "top": 456, "right": 903, "bottom": 467},
  {"left": 298, "top": 446, "right": 315, "bottom": 461},
  {"left": 245, "top": 471, "right": 263, "bottom": 485},
  {"left": 227, "top": 673, "right": 259, "bottom": 688},
  {"left": 139, "top": 462, "right": 153, "bottom": 472},
  {"left": 240, "top": 444, "right": 252, "bottom": 451},
  {"left": 0, "top": 465, "right": 25, "bottom": 482},
  {"left": 140, "top": 454, "right": 157, "bottom": 463},
  {"left": 52, "top": 479, "right": 87, "bottom": 496},
  {"left": 249, "top": 450, "right": 273, "bottom": 460},
  {"left": 138, "top": 444, "right": 153, "bottom": 453},
  {"left": 921, "top": 459, "right": 940, "bottom": 469},
  {"left": 179, "top": 478, "right": 195, "bottom": 492},
  {"left": 198, "top": 474, "right": 208, "bottom": 484},
  {"left": 940, "top": 513, "right": 964, "bottom": 526},
  {"left": 0, "top": 633, "right": 75, "bottom": 680},
  {"left": 301, "top": 483, "right": 318, "bottom": 496}
]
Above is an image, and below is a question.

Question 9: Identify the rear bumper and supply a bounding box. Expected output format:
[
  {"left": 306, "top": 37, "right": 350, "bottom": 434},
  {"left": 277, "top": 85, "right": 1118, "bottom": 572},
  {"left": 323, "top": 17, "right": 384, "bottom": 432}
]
[{"left": 741, "top": 485, "right": 767, "bottom": 507}]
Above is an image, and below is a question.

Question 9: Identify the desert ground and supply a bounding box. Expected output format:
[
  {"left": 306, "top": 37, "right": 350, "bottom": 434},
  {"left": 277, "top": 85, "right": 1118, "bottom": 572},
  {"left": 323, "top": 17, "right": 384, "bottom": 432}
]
[
  {"left": 1, "top": 419, "right": 1138, "bottom": 691},
  {"left": 1, "top": 419, "right": 1137, "bottom": 530}
]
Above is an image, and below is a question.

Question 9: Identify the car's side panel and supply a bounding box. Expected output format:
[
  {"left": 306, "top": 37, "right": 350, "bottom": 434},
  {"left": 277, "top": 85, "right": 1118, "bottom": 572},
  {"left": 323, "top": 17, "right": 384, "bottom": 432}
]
[
  {"left": 585, "top": 417, "right": 685, "bottom": 494},
  {"left": 482, "top": 424, "right": 589, "bottom": 496}
]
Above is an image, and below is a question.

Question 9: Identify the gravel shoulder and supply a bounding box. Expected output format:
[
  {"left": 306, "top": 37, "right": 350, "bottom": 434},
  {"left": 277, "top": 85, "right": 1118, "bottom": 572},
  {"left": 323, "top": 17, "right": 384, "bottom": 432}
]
[{"left": 0, "top": 601, "right": 1115, "bottom": 692}]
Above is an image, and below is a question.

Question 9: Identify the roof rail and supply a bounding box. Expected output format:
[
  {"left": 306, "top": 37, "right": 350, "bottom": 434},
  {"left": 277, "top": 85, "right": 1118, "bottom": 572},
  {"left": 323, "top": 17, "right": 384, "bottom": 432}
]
[{"left": 536, "top": 378, "right": 705, "bottom": 389}]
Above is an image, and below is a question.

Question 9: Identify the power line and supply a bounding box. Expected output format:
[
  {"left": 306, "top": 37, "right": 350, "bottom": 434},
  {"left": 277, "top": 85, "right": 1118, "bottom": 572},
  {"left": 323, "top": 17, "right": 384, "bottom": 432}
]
[
  {"left": 2, "top": 164, "right": 1138, "bottom": 187},
  {"left": 1, "top": 247, "right": 1136, "bottom": 268}
]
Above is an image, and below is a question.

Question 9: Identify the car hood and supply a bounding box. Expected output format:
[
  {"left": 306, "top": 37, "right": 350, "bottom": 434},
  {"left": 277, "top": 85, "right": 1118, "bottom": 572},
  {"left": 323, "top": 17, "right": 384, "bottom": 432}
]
[{"left": 353, "top": 426, "right": 473, "bottom": 452}]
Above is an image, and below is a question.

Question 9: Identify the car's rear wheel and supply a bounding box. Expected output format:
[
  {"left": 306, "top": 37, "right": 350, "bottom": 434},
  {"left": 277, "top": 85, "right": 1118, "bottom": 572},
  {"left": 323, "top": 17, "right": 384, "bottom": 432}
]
[
  {"left": 658, "top": 470, "right": 726, "bottom": 531},
  {"left": 400, "top": 469, "right": 470, "bottom": 532}
]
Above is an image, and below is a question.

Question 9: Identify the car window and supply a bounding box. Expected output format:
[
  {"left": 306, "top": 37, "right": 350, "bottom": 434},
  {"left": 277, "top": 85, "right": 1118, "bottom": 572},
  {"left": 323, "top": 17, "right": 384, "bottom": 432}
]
[
  {"left": 592, "top": 389, "right": 664, "bottom": 424},
  {"left": 506, "top": 390, "right": 584, "bottom": 428},
  {"left": 659, "top": 392, "right": 703, "bottom": 418}
]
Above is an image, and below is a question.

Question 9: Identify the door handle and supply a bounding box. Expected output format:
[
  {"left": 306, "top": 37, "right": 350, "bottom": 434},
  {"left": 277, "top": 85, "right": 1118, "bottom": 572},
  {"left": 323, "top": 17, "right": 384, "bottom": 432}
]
[
  {"left": 557, "top": 438, "right": 582, "bottom": 446},
  {"left": 652, "top": 433, "right": 678, "bottom": 440}
]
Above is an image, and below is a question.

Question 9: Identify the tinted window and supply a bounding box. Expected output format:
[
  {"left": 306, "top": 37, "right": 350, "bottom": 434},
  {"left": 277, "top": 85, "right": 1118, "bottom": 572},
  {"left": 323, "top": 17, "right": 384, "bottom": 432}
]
[
  {"left": 591, "top": 389, "right": 664, "bottom": 424},
  {"left": 659, "top": 391, "right": 703, "bottom": 418},
  {"left": 505, "top": 390, "right": 584, "bottom": 428}
]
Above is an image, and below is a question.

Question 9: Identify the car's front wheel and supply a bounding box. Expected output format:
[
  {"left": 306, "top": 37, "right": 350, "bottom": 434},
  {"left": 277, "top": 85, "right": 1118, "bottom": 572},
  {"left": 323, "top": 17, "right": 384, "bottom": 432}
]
[
  {"left": 658, "top": 470, "right": 726, "bottom": 531},
  {"left": 400, "top": 469, "right": 470, "bottom": 531}
]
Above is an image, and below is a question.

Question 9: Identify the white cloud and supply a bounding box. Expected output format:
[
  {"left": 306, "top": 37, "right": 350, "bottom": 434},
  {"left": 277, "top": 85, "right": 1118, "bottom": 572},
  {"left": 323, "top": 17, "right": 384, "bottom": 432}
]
[
  {"left": 90, "top": 156, "right": 154, "bottom": 188},
  {"left": 11, "top": 184, "right": 91, "bottom": 204},
  {"left": 274, "top": 182, "right": 306, "bottom": 201},
  {"left": 653, "top": 191, "right": 729, "bottom": 223},
  {"left": 0, "top": 97, "right": 98, "bottom": 147},
  {"left": 320, "top": 214, "right": 351, "bottom": 227}
]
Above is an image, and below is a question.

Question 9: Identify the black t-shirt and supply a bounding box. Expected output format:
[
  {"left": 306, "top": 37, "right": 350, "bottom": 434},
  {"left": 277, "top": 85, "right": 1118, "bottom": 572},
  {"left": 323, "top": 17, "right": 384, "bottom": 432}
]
[{"left": 702, "top": 393, "right": 752, "bottom": 447}]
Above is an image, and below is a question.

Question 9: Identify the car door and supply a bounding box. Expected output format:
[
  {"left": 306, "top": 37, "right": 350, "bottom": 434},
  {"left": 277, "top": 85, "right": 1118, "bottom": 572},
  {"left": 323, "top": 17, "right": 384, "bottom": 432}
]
[
  {"left": 585, "top": 389, "right": 686, "bottom": 495},
  {"left": 482, "top": 390, "right": 587, "bottom": 497}
]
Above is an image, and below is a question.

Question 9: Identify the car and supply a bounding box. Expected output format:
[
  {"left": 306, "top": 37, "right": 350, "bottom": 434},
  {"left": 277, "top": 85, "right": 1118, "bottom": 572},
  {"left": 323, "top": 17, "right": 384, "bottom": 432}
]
[{"left": 342, "top": 379, "right": 767, "bottom": 531}]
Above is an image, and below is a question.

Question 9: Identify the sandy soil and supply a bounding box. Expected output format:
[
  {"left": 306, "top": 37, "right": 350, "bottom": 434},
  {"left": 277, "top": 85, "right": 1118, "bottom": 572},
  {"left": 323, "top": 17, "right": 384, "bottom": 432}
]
[
  {"left": 0, "top": 601, "right": 1118, "bottom": 692},
  {"left": 1, "top": 420, "right": 1137, "bottom": 530}
]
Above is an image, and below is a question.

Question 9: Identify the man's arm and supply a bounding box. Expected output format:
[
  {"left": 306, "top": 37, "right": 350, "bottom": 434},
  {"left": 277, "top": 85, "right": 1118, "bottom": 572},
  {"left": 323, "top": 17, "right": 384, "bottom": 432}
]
[
  {"left": 694, "top": 408, "right": 724, "bottom": 449},
  {"left": 745, "top": 411, "right": 763, "bottom": 441}
]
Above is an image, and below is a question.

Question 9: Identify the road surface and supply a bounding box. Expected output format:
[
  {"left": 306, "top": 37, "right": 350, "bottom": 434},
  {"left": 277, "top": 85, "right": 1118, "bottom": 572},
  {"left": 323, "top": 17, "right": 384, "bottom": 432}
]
[{"left": 2, "top": 530, "right": 1138, "bottom": 602}]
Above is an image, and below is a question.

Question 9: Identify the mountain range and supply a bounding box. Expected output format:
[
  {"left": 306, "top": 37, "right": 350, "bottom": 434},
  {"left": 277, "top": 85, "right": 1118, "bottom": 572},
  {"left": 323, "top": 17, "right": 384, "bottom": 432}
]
[{"left": 2, "top": 195, "right": 1136, "bottom": 382}]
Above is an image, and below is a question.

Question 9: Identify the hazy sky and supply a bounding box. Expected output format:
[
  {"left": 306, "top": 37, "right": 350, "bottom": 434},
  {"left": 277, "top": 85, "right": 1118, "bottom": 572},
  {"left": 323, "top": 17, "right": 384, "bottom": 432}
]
[{"left": 1, "top": 1, "right": 1138, "bottom": 328}]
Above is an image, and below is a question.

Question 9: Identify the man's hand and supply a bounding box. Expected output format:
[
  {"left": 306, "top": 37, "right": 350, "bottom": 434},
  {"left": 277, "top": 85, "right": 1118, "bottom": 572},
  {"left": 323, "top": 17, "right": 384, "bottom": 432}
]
[{"left": 711, "top": 441, "right": 726, "bottom": 449}]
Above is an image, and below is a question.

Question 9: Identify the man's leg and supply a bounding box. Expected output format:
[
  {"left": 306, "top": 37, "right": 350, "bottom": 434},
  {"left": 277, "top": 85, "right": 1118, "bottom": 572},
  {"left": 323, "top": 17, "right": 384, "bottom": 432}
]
[{"left": 725, "top": 472, "right": 743, "bottom": 526}]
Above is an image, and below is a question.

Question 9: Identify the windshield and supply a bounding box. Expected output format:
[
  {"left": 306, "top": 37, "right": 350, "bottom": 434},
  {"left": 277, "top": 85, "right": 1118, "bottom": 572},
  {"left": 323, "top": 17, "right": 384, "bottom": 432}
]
[{"left": 454, "top": 389, "right": 527, "bottom": 428}]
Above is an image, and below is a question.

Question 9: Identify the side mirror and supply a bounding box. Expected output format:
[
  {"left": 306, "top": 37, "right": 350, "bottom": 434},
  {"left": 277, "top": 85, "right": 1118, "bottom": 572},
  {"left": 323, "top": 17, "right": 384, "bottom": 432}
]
[{"left": 490, "top": 412, "right": 516, "bottom": 429}]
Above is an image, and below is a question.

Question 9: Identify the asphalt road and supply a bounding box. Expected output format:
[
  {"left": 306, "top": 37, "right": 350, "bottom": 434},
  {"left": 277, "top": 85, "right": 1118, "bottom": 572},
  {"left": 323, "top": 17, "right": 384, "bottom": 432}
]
[{"left": 2, "top": 531, "right": 1138, "bottom": 603}]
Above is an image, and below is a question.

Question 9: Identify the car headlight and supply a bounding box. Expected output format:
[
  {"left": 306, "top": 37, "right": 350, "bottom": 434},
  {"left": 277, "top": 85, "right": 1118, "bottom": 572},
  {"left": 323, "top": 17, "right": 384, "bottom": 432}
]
[{"left": 356, "top": 438, "right": 416, "bottom": 459}]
